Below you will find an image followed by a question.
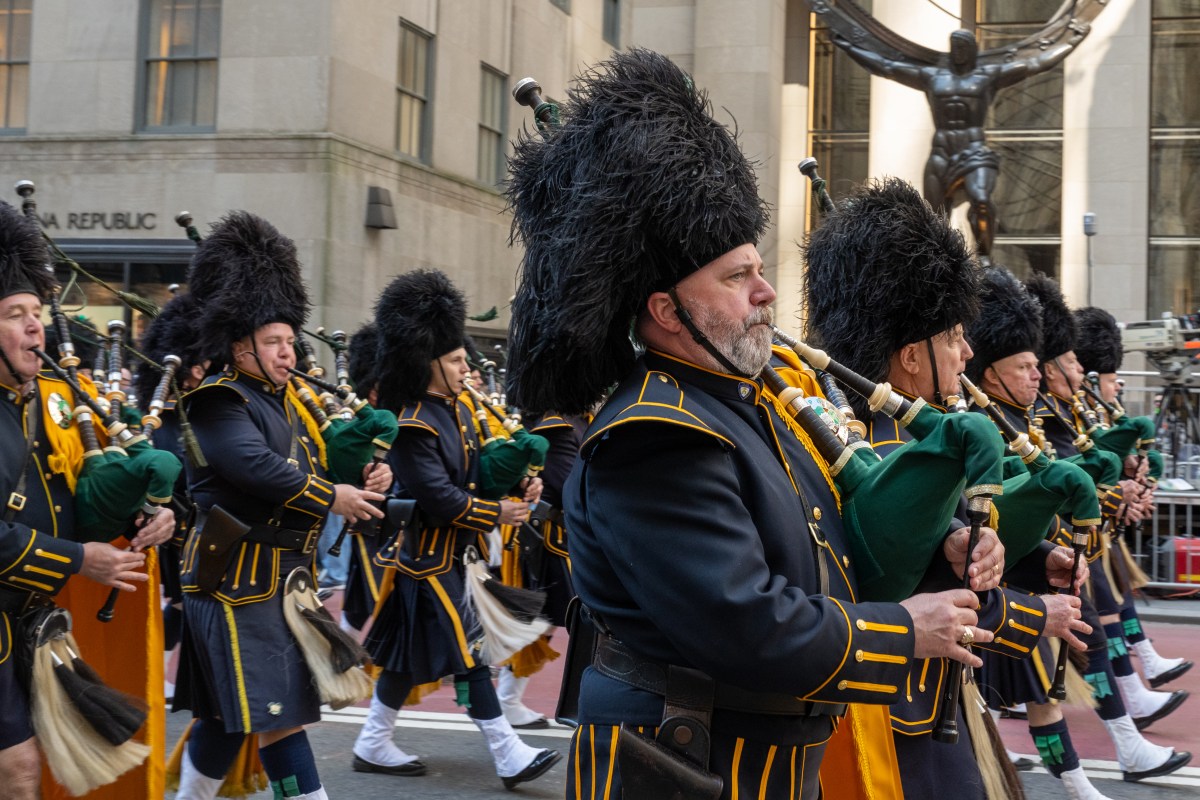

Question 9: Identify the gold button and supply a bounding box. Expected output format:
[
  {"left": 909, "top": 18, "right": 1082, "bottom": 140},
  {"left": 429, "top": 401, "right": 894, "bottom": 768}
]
[
  {"left": 461, "top": 425, "right": 467, "bottom": 433},
  {"left": 53, "top": 505, "right": 62, "bottom": 513},
  {"left": 843, "top": 555, "right": 850, "bottom": 568},
  {"left": 468, "top": 482, "right": 476, "bottom": 490},
  {"left": 918, "top": 684, "right": 926, "bottom": 692},
  {"left": 856, "top": 619, "right": 867, "bottom": 631},
  {"left": 813, "top": 507, "right": 822, "bottom": 521},
  {"left": 45, "top": 473, "right": 53, "bottom": 480},
  {"left": 301, "top": 436, "right": 310, "bottom": 443},
  {"left": 838, "top": 680, "right": 848, "bottom": 690},
  {"left": 32, "top": 441, "right": 39, "bottom": 447},
  {"left": 855, "top": 650, "right": 864, "bottom": 662},
  {"left": 1009, "top": 601, "right": 1018, "bottom": 610},
  {"left": 658, "top": 375, "right": 668, "bottom": 383},
  {"left": 209, "top": 544, "right": 217, "bottom": 552}
]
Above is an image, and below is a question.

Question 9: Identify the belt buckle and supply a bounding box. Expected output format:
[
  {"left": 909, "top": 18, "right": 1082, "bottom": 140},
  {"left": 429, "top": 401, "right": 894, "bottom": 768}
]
[
  {"left": 300, "top": 528, "right": 319, "bottom": 555},
  {"left": 7, "top": 492, "right": 26, "bottom": 512}
]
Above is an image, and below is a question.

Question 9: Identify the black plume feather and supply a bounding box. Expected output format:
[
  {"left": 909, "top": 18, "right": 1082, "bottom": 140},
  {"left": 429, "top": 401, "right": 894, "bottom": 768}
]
[
  {"left": 134, "top": 293, "right": 203, "bottom": 411},
  {"left": 1024, "top": 273, "right": 1076, "bottom": 364},
  {"left": 374, "top": 269, "right": 466, "bottom": 410},
  {"left": 0, "top": 200, "right": 56, "bottom": 302},
  {"left": 965, "top": 267, "right": 1043, "bottom": 383},
  {"left": 506, "top": 48, "right": 767, "bottom": 415},
  {"left": 347, "top": 322, "right": 380, "bottom": 396},
  {"left": 188, "top": 211, "right": 309, "bottom": 365},
  {"left": 1074, "top": 306, "right": 1122, "bottom": 374},
  {"left": 803, "top": 178, "right": 979, "bottom": 418}
]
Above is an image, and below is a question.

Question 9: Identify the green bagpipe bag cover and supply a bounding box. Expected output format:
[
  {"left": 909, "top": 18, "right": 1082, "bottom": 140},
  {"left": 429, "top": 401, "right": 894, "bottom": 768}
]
[
  {"left": 1090, "top": 415, "right": 1154, "bottom": 459},
  {"left": 322, "top": 406, "right": 400, "bottom": 484},
  {"left": 478, "top": 427, "right": 550, "bottom": 500},
  {"left": 73, "top": 437, "right": 182, "bottom": 542},
  {"left": 991, "top": 455, "right": 1101, "bottom": 569},
  {"left": 837, "top": 403, "right": 1006, "bottom": 603},
  {"left": 1064, "top": 446, "right": 1122, "bottom": 489}
]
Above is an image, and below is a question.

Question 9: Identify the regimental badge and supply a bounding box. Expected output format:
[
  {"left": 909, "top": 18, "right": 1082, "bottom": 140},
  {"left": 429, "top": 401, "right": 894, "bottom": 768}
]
[
  {"left": 47, "top": 392, "right": 73, "bottom": 429},
  {"left": 738, "top": 383, "right": 752, "bottom": 399}
]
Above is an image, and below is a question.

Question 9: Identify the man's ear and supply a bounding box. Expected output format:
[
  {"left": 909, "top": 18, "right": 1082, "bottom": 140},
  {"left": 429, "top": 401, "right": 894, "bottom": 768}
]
[
  {"left": 897, "top": 342, "right": 922, "bottom": 376},
  {"left": 645, "top": 291, "right": 684, "bottom": 334}
]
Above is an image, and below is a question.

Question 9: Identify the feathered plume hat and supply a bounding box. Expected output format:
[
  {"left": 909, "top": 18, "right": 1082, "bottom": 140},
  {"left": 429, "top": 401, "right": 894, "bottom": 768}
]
[
  {"left": 1024, "top": 273, "right": 1076, "bottom": 365},
  {"left": 134, "top": 293, "right": 204, "bottom": 411},
  {"left": 374, "top": 269, "right": 466, "bottom": 410},
  {"left": 186, "top": 211, "right": 310, "bottom": 366},
  {"left": 964, "top": 266, "right": 1043, "bottom": 383},
  {"left": 506, "top": 48, "right": 768, "bottom": 415},
  {"left": 0, "top": 200, "right": 56, "bottom": 303},
  {"left": 1073, "top": 306, "right": 1122, "bottom": 375},
  {"left": 803, "top": 178, "right": 979, "bottom": 416},
  {"left": 347, "top": 322, "right": 380, "bottom": 396}
]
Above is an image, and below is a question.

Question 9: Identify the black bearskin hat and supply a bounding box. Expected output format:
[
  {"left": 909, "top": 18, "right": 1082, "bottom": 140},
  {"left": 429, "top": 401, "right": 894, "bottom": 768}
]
[
  {"left": 44, "top": 315, "right": 103, "bottom": 372},
  {"left": 1024, "top": 273, "right": 1076, "bottom": 364},
  {"left": 134, "top": 293, "right": 203, "bottom": 411},
  {"left": 0, "top": 201, "right": 56, "bottom": 303},
  {"left": 506, "top": 48, "right": 768, "bottom": 415},
  {"left": 346, "top": 322, "right": 380, "bottom": 396},
  {"left": 374, "top": 269, "right": 466, "bottom": 410},
  {"left": 186, "top": 211, "right": 309, "bottom": 365},
  {"left": 803, "top": 177, "right": 979, "bottom": 414},
  {"left": 1074, "top": 307, "right": 1122, "bottom": 375},
  {"left": 965, "top": 267, "right": 1043, "bottom": 383}
]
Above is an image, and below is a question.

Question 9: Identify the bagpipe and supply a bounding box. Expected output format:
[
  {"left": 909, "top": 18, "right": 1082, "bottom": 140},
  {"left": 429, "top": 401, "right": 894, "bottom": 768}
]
[{"left": 958, "top": 375, "right": 1100, "bottom": 700}]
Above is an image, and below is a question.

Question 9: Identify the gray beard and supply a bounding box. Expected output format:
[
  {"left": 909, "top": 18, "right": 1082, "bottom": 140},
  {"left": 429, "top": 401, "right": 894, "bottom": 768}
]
[{"left": 692, "top": 303, "right": 775, "bottom": 376}]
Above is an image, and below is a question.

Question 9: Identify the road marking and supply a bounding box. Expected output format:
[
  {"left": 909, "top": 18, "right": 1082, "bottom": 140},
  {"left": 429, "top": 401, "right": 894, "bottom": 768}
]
[
  {"left": 1009, "top": 753, "right": 1200, "bottom": 787},
  {"left": 320, "top": 705, "right": 576, "bottom": 739}
]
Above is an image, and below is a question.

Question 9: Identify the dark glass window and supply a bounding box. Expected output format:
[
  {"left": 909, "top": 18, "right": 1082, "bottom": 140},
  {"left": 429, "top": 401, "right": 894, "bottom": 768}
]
[
  {"left": 0, "top": 0, "right": 30, "bottom": 131},
  {"left": 142, "top": 0, "right": 220, "bottom": 131},
  {"left": 397, "top": 21, "right": 432, "bottom": 161},
  {"left": 478, "top": 65, "right": 507, "bottom": 186}
]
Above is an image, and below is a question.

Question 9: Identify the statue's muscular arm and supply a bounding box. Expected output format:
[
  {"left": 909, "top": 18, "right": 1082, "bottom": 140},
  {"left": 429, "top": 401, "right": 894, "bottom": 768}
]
[
  {"left": 996, "top": 40, "right": 1076, "bottom": 89},
  {"left": 834, "top": 36, "right": 928, "bottom": 92}
]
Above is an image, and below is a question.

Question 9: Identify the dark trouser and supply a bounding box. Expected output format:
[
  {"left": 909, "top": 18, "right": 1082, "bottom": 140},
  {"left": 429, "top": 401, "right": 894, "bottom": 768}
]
[{"left": 893, "top": 703, "right": 985, "bottom": 800}]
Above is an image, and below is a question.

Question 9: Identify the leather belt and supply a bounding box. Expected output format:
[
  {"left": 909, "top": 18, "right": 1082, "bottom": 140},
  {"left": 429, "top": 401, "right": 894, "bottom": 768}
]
[
  {"left": 0, "top": 588, "right": 49, "bottom": 616},
  {"left": 594, "top": 634, "right": 845, "bottom": 718},
  {"left": 243, "top": 524, "right": 319, "bottom": 555}
]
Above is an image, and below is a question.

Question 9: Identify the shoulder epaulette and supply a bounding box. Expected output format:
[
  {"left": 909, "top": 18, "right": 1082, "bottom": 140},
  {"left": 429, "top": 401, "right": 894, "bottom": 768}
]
[
  {"left": 184, "top": 374, "right": 252, "bottom": 405},
  {"left": 583, "top": 370, "right": 734, "bottom": 454},
  {"left": 395, "top": 401, "right": 438, "bottom": 436},
  {"left": 530, "top": 414, "right": 572, "bottom": 433}
]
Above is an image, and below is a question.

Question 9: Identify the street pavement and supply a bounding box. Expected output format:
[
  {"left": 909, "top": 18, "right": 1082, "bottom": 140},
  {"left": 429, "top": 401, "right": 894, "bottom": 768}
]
[{"left": 164, "top": 597, "right": 1200, "bottom": 798}]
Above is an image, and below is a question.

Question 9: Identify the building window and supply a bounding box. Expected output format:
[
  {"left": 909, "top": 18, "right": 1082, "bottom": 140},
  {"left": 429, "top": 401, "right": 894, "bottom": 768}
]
[
  {"left": 0, "top": 0, "right": 31, "bottom": 132},
  {"left": 478, "top": 65, "right": 507, "bottom": 186},
  {"left": 142, "top": 0, "right": 220, "bottom": 131},
  {"left": 396, "top": 21, "right": 432, "bottom": 161},
  {"left": 806, "top": 4, "right": 872, "bottom": 231},
  {"left": 975, "top": 0, "right": 1065, "bottom": 280},
  {"left": 603, "top": 0, "right": 620, "bottom": 46},
  {"left": 1149, "top": 0, "right": 1200, "bottom": 316}
]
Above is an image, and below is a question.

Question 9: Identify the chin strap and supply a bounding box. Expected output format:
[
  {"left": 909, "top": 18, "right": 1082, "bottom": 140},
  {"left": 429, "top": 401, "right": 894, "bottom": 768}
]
[
  {"left": 667, "top": 288, "right": 748, "bottom": 378},
  {"left": 994, "top": 371, "right": 1023, "bottom": 410},
  {"left": 925, "top": 338, "right": 944, "bottom": 406},
  {"left": 0, "top": 348, "right": 28, "bottom": 389}
]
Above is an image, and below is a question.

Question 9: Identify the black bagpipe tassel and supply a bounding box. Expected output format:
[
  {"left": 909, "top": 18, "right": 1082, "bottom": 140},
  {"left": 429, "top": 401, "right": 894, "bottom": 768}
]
[
  {"left": 462, "top": 547, "right": 551, "bottom": 665},
  {"left": 296, "top": 604, "right": 370, "bottom": 675},
  {"left": 52, "top": 645, "right": 148, "bottom": 746},
  {"left": 281, "top": 567, "right": 374, "bottom": 709}
]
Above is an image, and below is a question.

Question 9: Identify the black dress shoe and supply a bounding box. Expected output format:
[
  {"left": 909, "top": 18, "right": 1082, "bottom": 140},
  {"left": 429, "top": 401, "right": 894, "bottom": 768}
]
[
  {"left": 1149, "top": 659, "right": 1194, "bottom": 689},
  {"left": 352, "top": 755, "right": 428, "bottom": 776},
  {"left": 1134, "top": 690, "right": 1189, "bottom": 731},
  {"left": 512, "top": 716, "right": 550, "bottom": 730},
  {"left": 1011, "top": 756, "right": 1035, "bottom": 771},
  {"left": 501, "top": 749, "right": 562, "bottom": 790},
  {"left": 1124, "top": 750, "right": 1192, "bottom": 782}
]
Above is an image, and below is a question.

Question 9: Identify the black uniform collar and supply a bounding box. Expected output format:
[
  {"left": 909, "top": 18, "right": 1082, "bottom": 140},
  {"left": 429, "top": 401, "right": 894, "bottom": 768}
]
[
  {"left": 644, "top": 349, "right": 762, "bottom": 405},
  {"left": 232, "top": 367, "right": 285, "bottom": 395},
  {"left": 989, "top": 393, "right": 1030, "bottom": 415},
  {"left": 893, "top": 386, "right": 947, "bottom": 413}
]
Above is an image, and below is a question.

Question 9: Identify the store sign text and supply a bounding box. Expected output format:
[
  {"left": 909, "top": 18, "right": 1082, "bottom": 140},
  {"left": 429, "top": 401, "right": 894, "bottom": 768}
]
[{"left": 36, "top": 212, "right": 158, "bottom": 231}]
